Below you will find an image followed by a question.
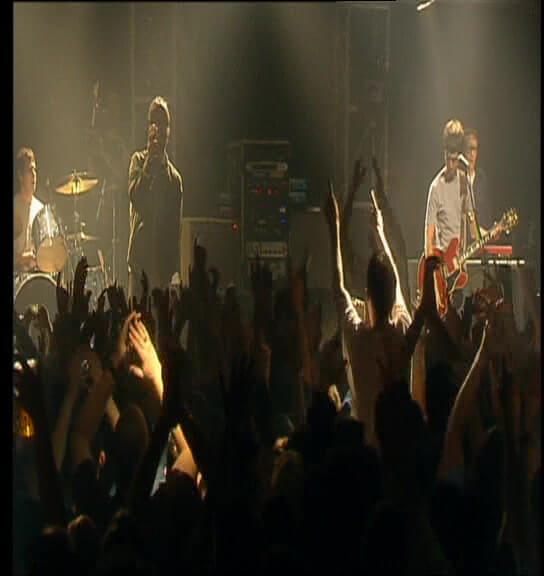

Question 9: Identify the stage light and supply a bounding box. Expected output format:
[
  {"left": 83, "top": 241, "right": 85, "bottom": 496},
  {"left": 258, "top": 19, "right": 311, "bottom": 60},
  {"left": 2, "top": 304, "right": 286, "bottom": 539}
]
[{"left": 417, "top": 0, "right": 436, "bottom": 12}]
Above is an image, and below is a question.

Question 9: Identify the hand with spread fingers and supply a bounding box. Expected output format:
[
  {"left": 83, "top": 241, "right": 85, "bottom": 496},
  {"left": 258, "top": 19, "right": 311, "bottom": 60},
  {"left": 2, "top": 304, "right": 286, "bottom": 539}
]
[
  {"left": 111, "top": 310, "right": 140, "bottom": 371},
  {"left": 128, "top": 315, "right": 163, "bottom": 400}
]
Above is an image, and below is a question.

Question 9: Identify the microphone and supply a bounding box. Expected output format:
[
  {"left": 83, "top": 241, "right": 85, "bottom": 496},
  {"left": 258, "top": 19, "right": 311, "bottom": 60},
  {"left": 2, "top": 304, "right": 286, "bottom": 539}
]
[{"left": 457, "top": 154, "right": 470, "bottom": 170}]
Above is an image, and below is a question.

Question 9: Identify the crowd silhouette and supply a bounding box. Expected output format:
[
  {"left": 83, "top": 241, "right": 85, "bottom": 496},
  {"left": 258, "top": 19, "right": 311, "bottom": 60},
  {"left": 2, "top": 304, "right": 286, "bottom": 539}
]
[{"left": 13, "top": 161, "right": 540, "bottom": 575}]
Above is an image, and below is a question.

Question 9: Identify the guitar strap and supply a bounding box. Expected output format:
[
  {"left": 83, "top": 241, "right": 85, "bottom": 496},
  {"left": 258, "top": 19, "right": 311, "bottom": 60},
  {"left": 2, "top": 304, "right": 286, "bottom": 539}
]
[{"left": 459, "top": 172, "right": 469, "bottom": 260}]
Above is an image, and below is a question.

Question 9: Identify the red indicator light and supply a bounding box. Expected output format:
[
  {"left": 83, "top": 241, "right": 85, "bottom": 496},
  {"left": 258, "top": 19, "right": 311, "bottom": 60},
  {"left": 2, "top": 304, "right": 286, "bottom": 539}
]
[{"left": 232, "top": 223, "right": 239, "bottom": 232}]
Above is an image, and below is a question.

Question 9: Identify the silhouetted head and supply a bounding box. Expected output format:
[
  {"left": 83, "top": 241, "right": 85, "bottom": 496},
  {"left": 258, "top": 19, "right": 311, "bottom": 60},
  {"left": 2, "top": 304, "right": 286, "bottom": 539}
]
[{"left": 366, "top": 251, "right": 396, "bottom": 326}]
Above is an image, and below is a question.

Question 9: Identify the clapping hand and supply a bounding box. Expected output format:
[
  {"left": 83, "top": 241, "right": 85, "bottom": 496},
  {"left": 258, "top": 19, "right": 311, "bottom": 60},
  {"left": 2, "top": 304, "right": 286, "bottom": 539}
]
[
  {"left": 127, "top": 315, "right": 163, "bottom": 399},
  {"left": 111, "top": 310, "right": 139, "bottom": 371}
]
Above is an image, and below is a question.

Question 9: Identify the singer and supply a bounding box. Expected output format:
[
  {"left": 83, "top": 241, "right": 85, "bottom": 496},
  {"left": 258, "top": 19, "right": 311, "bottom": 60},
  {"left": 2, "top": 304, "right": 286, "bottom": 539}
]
[{"left": 127, "top": 96, "right": 183, "bottom": 300}]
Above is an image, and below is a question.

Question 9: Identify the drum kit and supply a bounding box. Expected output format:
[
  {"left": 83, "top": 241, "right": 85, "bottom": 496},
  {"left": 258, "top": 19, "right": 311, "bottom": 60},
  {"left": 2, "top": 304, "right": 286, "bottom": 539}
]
[{"left": 14, "top": 171, "right": 112, "bottom": 318}]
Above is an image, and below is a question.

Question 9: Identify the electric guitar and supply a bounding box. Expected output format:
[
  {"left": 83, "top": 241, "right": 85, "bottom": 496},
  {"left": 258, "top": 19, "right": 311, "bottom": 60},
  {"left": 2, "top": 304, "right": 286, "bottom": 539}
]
[{"left": 417, "top": 208, "right": 519, "bottom": 317}]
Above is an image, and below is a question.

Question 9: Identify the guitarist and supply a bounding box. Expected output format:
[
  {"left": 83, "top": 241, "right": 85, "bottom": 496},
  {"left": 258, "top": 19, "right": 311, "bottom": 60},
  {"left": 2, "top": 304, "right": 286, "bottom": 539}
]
[{"left": 424, "top": 119, "right": 479, "bottom": 312}]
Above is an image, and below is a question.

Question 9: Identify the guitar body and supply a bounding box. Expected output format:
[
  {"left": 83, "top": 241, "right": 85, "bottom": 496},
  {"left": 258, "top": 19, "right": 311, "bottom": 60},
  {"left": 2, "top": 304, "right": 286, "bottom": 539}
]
[
  {"left": 417, "top": 208, "right": 519, "bottom": 317},
  {"left": 417, "top": 239, "right": 468, "bottom": 317},
  {"left": 417, "top": 249, "right": 449, "bottom": 317}
]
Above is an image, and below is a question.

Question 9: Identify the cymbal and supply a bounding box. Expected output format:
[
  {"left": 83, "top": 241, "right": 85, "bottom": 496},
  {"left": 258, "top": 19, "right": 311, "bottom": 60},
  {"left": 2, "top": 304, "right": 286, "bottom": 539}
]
[
  {"left": 65, "top": 231, "right": 100, "bottom": 243},
  {"left": 56, "top": 172, "right": 99, "bottom": 195}
]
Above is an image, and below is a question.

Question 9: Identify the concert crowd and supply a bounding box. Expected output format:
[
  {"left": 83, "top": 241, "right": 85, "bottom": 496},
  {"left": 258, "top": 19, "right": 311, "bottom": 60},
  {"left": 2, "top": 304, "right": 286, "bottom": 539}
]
[{"left": 13, "top": 163, "right": 541, "bottom": 575}]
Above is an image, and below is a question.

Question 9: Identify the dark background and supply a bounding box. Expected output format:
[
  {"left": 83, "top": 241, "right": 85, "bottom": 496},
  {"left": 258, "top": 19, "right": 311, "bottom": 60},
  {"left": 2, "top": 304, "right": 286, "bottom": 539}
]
[{"left": 14, "top": 1, "right": 540, "bottom": 289}]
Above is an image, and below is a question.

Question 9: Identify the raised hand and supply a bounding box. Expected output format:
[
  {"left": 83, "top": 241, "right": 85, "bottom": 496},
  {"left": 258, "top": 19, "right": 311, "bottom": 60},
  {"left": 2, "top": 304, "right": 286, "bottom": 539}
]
[
  {"left": 56, "top": 271, "right": 70, "bottom": 317},
  {"left": 189, "top": 239, "right": 210, "bottom": 302},
  {"left": 128, "top": 316, "right": 163, "bottom": 398},
  {"left": 93, "top": 291, "right": 111, "bottom": 359},
  {"left": 111, "top": 310, "right": 139, "bottom": 370},
  {"left": 72, "top": 256, "right": 90, "bottom": 321},
  {"left": 319, "top": 332, "right": 346, "bottom": 389},
  {"left": 420, "top": 255, "right": 441, "bottom": 318},
  {"left": 351, "top": 158, "right": 367, "bottom": 195}
]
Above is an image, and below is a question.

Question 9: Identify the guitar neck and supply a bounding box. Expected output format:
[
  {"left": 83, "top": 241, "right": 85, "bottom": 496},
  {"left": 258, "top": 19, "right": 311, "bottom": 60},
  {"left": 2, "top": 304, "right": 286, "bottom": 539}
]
[{"left": 460, "top": 224, "right": 503, "bottom": 266}]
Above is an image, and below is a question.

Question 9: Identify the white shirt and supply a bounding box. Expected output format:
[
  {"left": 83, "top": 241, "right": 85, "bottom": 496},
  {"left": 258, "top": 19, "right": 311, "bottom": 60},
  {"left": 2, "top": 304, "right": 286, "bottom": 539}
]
[
  {"left": 14, "top": 193, "right": 44, "bottom": 261},
  {"left": 424, "top": 168, "right": 465, "bottom": 252}
]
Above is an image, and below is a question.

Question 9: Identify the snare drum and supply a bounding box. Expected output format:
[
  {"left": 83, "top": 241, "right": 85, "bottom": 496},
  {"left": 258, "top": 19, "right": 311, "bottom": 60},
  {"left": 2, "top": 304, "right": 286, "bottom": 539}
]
[
  {"left": 31, "top": 205, "right": 67, "bottom": 273},
  {"left": 14, "top": 273, "right": 58, "bottom": 319}
]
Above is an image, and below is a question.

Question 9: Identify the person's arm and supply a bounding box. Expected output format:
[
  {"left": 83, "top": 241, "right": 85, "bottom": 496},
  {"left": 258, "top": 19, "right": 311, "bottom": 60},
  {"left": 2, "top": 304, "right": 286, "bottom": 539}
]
[
  {"left": 104, "top": 396, "right": 120, "bottom": 430},
  {"left": 69, "top": 360, "right": 113, "bottom": 472},
  {"left": 170, "top": 424, "right": 198, "bottom": 480},
  {"left": 373, "top": 197, "right": 411, "bottom": 325},
  {"left": 425, "top": 225, "right": 436, "bottom": 258},
  {"left": 424, "top": 180, "right": 440, "bottom": 256},
  {"left": 127, "top": 316, "right": 164, "bottom": 403},
  {"left": 290, "top": 262, "right": 313, "bottom": 417},
  {"left": 129, "top": 405, "right": 171, "bottom": 512},
  {"left": 50, "top": 347, "right": 91, "bottom": 471},
  {"left": 438, "top": 324, "right": 489, "bottom": 482},
  {"left": 323, "top": 181, "right": 362, "bottom": 333},
  {"left": 405, "top": 256, "right": 456, "bottom": 362}
]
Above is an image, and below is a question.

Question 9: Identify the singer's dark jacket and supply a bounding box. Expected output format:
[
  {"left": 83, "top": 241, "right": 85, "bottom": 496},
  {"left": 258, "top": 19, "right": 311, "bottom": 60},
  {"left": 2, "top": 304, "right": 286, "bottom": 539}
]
[{"left": 127, "top": 149, "right": 183, "bottom": 289}]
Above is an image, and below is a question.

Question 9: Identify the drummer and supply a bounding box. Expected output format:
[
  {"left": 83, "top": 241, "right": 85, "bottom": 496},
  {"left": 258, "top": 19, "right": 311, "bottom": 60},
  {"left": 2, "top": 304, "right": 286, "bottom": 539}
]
[{"left": 14, "top": 147, "right": 43, "bottom": 273}]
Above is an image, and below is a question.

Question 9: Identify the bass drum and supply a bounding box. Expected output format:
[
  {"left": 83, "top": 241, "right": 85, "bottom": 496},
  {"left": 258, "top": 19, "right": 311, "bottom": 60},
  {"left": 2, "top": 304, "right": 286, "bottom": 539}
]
[{"left": 14, "top": 273, "right": 58, "bottom": 320}]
